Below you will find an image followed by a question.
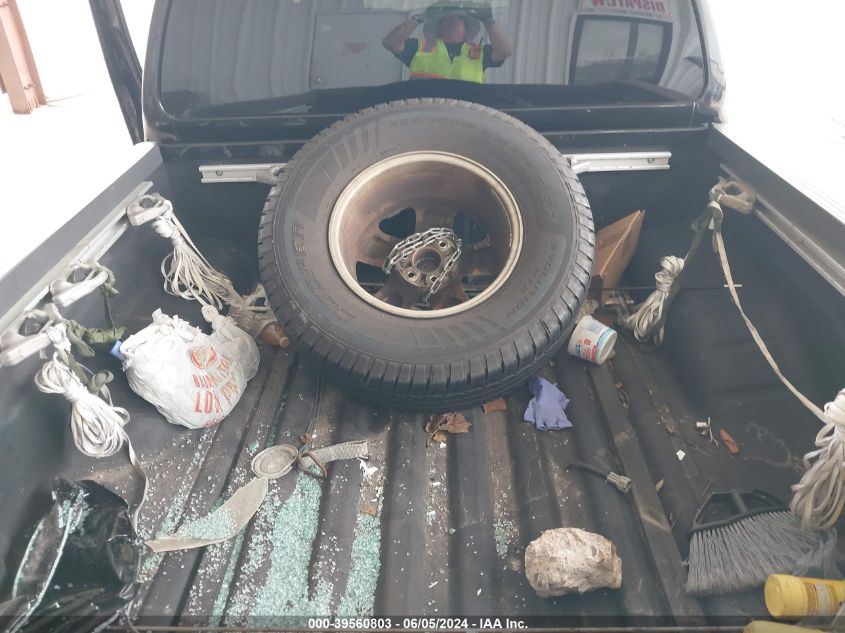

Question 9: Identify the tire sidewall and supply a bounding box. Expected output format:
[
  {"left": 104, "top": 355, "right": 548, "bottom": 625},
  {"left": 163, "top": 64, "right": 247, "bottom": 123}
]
[{"left": 269, "top": 102, "right": 585, "bottom": 365}]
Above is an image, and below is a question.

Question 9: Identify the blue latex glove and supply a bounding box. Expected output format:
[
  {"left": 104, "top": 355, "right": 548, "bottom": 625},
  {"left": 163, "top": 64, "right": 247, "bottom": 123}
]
[{"left": 523, "top": 377, "right": 572, "bottom": 430}]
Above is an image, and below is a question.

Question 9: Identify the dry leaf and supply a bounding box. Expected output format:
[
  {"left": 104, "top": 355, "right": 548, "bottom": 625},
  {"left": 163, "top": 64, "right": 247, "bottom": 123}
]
[
  {"left": 482, "top": 398, "right": 507, "bottom": 414},
  {"left": 719, "top": 429, "right": 740, "bottom": 454},
  {"left": 425, "top": 412, "right": 471, "bottom": 446},
  {"left": 440, "top": 412, "right": 471, "bottom": 434},
  {"left": 655, "top": 479, "right": 665, "bottom": 493}
]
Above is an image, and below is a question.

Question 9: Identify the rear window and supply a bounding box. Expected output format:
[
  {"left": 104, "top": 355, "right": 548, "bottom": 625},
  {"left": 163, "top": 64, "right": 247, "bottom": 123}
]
[
  {"left": 572, "top": 16, "right": 672, "bottom": 85},
  {"left": 158, "top": 0, "right": 706, "bottom": 117}
]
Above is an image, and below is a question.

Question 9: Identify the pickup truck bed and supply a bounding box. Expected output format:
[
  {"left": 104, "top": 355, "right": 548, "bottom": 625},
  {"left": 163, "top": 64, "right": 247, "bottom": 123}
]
[
  {"left": 125, "top": 330, "right": 803, "bottom": 626},
  {"left": 2, "top": 132, "right": 843, "bottom": 628}
]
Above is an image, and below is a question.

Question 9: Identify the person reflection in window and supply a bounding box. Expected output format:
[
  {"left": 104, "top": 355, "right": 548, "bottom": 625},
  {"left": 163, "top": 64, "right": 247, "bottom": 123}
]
[{"left": 382, "top": 2, "right": 512, "bottom": 84}]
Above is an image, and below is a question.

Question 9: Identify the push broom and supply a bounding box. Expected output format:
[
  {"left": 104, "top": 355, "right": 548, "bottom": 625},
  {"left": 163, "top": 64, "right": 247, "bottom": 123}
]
[{"left": 685, "top": 490, "right": 833, "bottom": 595}]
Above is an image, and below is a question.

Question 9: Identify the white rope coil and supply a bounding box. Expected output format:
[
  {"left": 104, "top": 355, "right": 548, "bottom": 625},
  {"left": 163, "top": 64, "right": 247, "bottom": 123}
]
[
  {"left": 34, "top": 326, "right": 129, "bottom": 459},
  {"left": 35, "top": 356, "right": 130, "bottom": 458},
  {"left": 623, "top": 255, "right": 684, "bottom": 346},
  {"left": 34, "top": 325, "right": 149, "bottom": 531},
  {"left": 153, "top": 210, "right": 237, "bottom": 310},
  {"left": 790, "top": 390, "right": 845, "bottom": 530},
  {"left": 134, "top": 195, "right": 282, "bottom": 340}
]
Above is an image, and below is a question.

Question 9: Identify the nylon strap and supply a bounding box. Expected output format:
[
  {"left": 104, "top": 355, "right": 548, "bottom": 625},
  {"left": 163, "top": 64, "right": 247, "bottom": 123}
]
[
  {"left": 144, "top": 439, "right": 369, "bottom": 553},
  {"left": 711, "top": 227, "right": 826, "bottom": 424},
  {"left": 298, "top": 440, "right": 370, "bottom": 473}
]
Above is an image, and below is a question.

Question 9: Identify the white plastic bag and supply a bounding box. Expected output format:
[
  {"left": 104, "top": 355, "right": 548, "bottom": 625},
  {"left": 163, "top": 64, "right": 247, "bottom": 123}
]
[{"left": 119, "top": 306, "right": 259, "bottom": 429}]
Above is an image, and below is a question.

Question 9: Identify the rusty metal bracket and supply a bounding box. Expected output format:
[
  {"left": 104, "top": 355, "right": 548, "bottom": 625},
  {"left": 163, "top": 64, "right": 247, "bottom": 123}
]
[{"left": 0, "top": 0, "right": 45, "bottom": 113}]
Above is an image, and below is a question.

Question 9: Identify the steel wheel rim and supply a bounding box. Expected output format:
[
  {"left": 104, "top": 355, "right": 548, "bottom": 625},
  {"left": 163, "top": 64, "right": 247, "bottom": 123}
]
[{"left": 328, "top": 151, "right": 523, "bottom": 319}]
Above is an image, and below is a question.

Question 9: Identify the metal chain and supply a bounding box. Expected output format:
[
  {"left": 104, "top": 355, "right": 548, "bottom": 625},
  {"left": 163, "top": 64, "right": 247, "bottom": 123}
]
[
  {"left": 433, "top": 241, "right": 462, "bottom": 297},
  {"left": 382, "top": 228, "right": 453, "bottom": 272},
  {"left": 382, "top": 228, "right": 462, "bottom": 300}
]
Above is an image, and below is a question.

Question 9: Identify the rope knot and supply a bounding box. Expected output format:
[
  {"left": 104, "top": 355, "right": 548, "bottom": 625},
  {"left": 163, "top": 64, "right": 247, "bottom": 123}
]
[
  {"left": 64, "top": 379, "right": 90, "bottom": 405},
  {"left": 152, "top": 212, "right": 181, "bottom": 243},
  {"left": 654, "top": 256, "right": 684, "bottom": 293},
  {"left": 45, "top": 323, "right": 72, "bottom": 354}
]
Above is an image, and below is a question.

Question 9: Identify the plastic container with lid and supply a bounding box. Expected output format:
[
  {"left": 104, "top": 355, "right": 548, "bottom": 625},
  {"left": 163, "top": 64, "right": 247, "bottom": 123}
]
[{"left": 765, "top": 574, "right": 845, "bottom": 619}]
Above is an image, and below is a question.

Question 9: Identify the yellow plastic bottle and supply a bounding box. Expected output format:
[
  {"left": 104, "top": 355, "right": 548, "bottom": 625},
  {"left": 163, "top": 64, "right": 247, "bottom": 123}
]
[
  {"left": 745, "top": 622, "right": 824, "bottom": 633},
  {"left": 765, "top": 574, "right": 845, "bottom": 619}
]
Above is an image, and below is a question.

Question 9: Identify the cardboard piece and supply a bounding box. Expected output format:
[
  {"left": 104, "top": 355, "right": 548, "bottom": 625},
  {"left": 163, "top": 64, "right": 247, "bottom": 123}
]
[{"left": 589, "top": 210, "right": 644, "bottom": 305}]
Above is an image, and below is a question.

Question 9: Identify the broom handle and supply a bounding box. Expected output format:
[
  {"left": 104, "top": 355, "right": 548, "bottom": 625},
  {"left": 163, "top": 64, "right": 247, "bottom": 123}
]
[{"left": 731, "top": 489, "right": 748, "bottom": 514}]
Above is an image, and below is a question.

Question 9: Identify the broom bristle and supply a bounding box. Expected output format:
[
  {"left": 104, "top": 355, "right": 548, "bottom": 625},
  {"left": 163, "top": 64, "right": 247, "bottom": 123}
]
[{"left": 686, "top": 510, "right": 828, "bottom": 595}]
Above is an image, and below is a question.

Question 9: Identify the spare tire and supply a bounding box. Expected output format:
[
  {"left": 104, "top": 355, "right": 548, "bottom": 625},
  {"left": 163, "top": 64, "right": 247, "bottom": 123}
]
[{"left": 258, "top": 99, "right": 593, "bottom": 411}]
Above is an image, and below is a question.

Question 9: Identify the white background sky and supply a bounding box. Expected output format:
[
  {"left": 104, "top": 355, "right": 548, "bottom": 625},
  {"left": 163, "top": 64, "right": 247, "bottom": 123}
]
[
  {"left": 0, "top": 0, "right": 843, "bottom": 279},
  {"left": 710, "top": 1, "right": 844, "bottom": 137}
]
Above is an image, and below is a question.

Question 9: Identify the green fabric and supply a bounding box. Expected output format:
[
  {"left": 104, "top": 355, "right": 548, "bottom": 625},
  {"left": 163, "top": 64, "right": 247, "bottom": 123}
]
[
  {"left": 410, "top": 39, "right": 484, "bottom": 83},
  {"left": 61, "top": 349, "right": 112, "bottom": 395},
  {"left": 61, "top": 266, "right": 126, "bottom": 360},
  {"left": 64, "top": 320, "right": 97, "bottom": 358},
  {"left": 99, "top": 268, "right": 120, "bottom": 329},
  {"left": 64, "top": 320, "right": 126, "bottom": 358}
]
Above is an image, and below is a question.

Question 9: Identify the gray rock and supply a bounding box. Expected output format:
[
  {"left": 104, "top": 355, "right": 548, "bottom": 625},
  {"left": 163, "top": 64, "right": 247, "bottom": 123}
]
[{"left": 525, "top": 527, "right": 622, "bottom": 598}]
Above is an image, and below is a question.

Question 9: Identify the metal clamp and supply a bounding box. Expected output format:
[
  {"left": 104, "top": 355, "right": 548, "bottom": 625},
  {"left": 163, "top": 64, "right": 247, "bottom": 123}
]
[
  {"left": 710, "top": 177, "right": 756, "bottom": 215},
  {"left": 127, "top": 193, "right": 172, "bottom": 226},
  {"left": 0, "top": 303, "right": 62, "bottom": 367},
  {"left": 49, "top": 262, "right": 110, "bottom": 308}
]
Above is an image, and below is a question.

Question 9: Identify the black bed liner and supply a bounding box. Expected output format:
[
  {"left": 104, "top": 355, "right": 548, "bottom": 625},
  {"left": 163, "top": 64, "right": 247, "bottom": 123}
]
[
  {"left": 114, "top": 327, "right": 804, "bottom": 628},
  {"left": 3, "top": 187, "right": 829, "bottom": 629},
  {"left": 0, "top": 204, "right": 815, "bottom": 630}
]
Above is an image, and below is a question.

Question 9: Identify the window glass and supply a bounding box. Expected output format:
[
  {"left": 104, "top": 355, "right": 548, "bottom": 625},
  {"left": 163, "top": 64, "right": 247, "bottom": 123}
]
[
  {"left": 572, "top": 18, "right": 670, "bottom": 85},
  {"left": 158, "top": 0, "right": 704, "bottom": 117},
  {"left": 572, "top": 19, "right": 632, "bottom": 84},
  {"left": 632, "top": 22, "right": 667, "bottom": 80}
]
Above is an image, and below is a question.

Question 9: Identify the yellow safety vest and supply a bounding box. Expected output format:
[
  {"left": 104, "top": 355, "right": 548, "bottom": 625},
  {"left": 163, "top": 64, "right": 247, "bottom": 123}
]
[{"left": 409, "top": 39, "right": 485, "bottom": 84}]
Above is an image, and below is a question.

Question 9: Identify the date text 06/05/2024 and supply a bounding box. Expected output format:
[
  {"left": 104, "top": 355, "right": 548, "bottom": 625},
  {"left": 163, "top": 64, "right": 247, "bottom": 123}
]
[{"left": 307, "top": 617, "right": 528, "bottom": 630}]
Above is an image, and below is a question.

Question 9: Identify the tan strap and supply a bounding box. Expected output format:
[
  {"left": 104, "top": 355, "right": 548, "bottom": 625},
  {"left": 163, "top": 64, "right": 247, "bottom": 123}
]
[{"left": 712, "top": 229, "right": 827, "bottom": 424}]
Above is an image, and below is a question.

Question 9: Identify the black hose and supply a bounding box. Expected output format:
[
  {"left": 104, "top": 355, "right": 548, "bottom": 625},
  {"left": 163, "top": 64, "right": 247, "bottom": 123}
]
[{"left": 566, "top": 461, "right": 608, "bottom": 479}]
